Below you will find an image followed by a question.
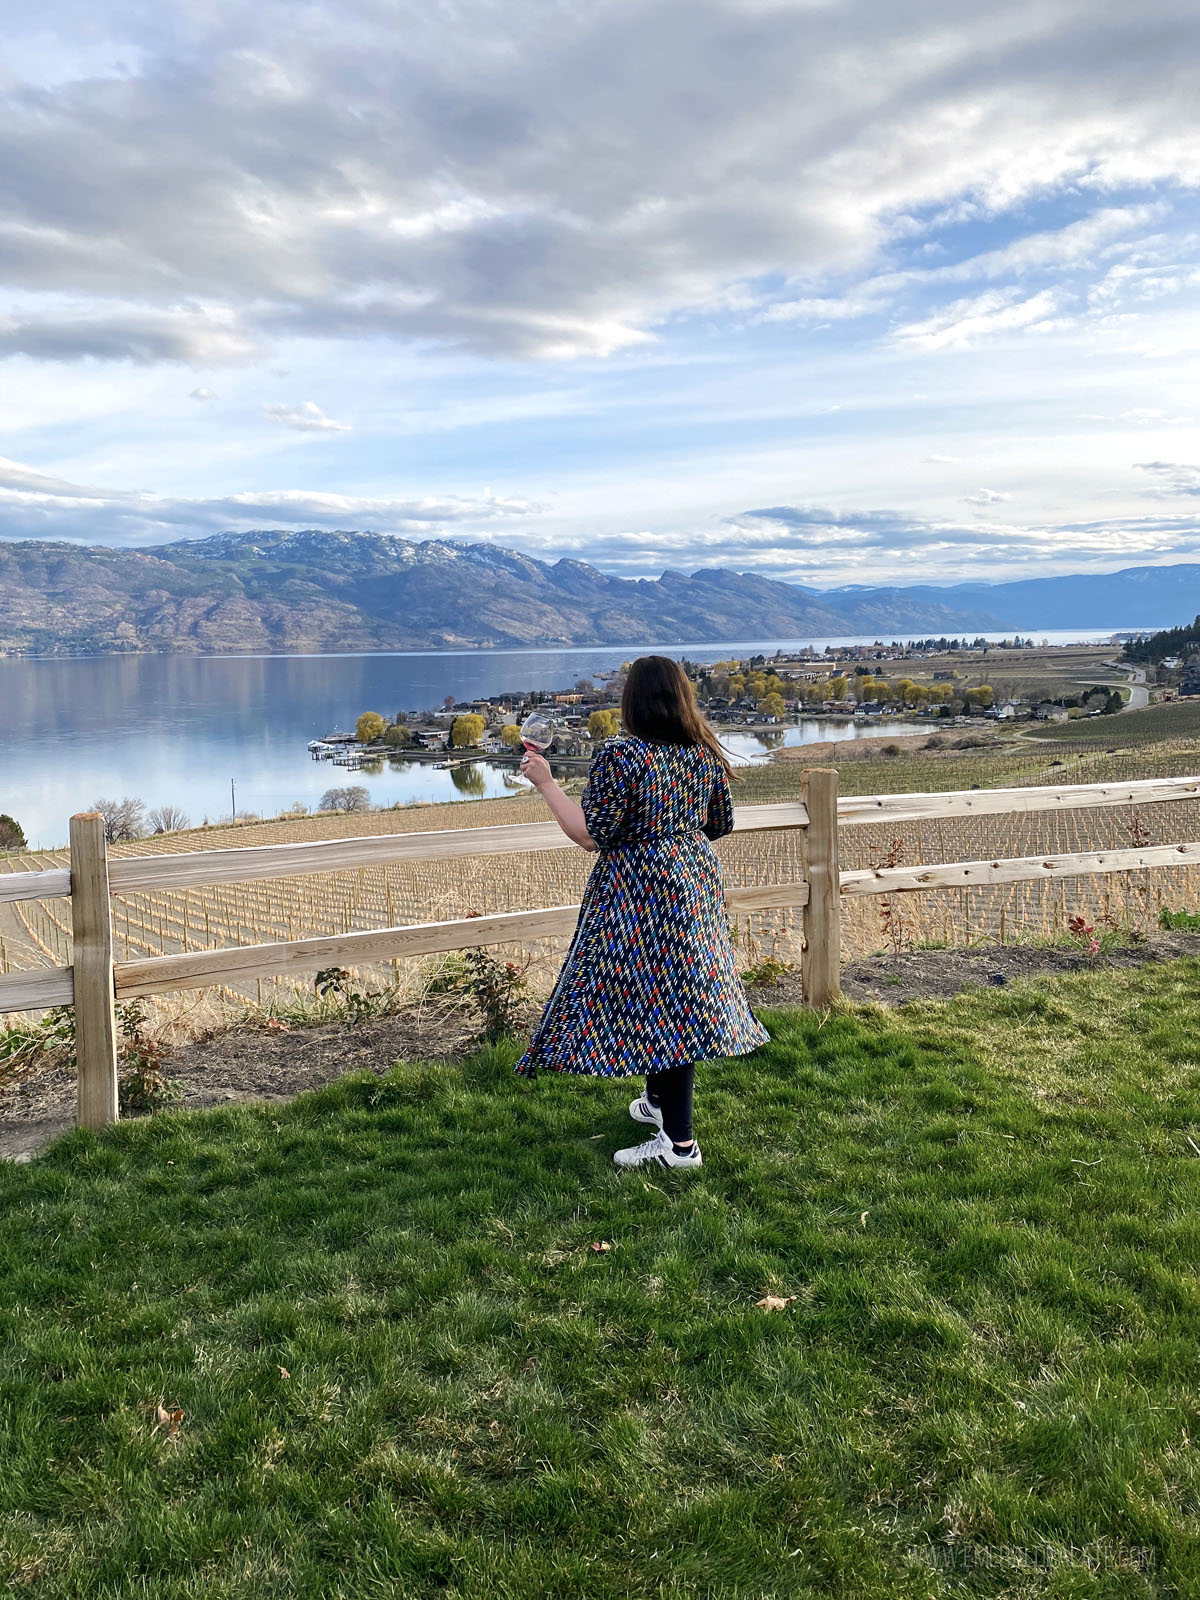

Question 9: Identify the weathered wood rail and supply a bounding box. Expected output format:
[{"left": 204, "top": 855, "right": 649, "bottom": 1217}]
[{"left": 1, "top": 770, "right": 1198, "bottom": 1130}]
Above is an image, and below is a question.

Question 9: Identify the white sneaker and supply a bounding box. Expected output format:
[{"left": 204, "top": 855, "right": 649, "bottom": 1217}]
[
  {"left": 629, "top": 1095, "right": 663, "bottom": 1128},
  {"left": 613, "top": 1129, "right": 703, "bottom": 1171}
]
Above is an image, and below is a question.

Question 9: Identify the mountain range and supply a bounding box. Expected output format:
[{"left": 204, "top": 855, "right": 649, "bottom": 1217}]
[{"left": 0, "top": 529, "right": 1195, "bottom": 655}]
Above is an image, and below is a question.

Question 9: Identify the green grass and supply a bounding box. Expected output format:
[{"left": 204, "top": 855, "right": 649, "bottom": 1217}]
[{"left": 3, "top": 965, "right": 1199, "bottom": 1598}]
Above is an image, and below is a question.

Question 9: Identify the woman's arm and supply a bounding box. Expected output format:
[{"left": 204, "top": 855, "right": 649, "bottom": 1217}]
[{"left": 521, "top": 750, "right": 598, "bottom": 851}]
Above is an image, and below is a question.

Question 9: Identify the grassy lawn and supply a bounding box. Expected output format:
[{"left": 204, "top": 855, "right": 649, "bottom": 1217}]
[{"left": 2, "top": 965, "right": 1198, "bottom": 1598}]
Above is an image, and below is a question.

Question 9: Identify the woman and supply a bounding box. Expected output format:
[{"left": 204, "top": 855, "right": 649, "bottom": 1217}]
[{"left": 513, "top": 655, "right": 770, "bottom": 1170}]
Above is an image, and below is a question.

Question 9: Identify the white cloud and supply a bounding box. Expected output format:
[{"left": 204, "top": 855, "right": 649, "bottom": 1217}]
[
  {"left": 0, "top": 453, "right": 540, "bottom": 542},
  {"left": 0, "top": 306, "right": 260, "bottom": 364},
  {"left": 923, "top": 453, "right": 962, "bottom": 464},
  {"left": 189, "top": 386, "right": 216, "bottom": 401},
  {"left": 892, "top": 288, "right": 1068, "bottom": 351},
  {"left": 1134, "top": 460, "right": 1200, "bottom": 496},
  {"left": 2, "top": 2, "right": 1200, "bottom": 363},
  {"left": 963, "top": 489, "right": 1012, "bottom": 505},
  {"left": 261, "top": 401, "right": 351, "bottom": 433}
]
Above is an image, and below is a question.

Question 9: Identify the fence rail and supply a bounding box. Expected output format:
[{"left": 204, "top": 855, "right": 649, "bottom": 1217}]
[{"left": 2, "top": 768, "right": 1199, "bottom": 1131}]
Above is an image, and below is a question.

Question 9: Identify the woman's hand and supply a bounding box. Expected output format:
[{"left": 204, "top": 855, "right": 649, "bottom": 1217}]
[{"left": 520, "top": 748, "right": 552, "bottom": 789}]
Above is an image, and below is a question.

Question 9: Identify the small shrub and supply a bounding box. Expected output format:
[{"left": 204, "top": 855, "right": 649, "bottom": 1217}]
[
  {"left": 459, "top": 915, "right": 530, "bottom": 1040},
  {"left": 314, "top": 966, "right": 394, "bottom": 1023},
  {"left": 116, "top": 1000, "right": 180, "bottom": 1114},
  {"left": 420, "top": 952, "right": 473, "bottom": 996},
  {"left": 0, "top": 1006, "right": 75, "bottom": 1077},
  {"left": 1066, "top": 915, "right": 1100, "bottom": 958},
  {"left": 1159, "top": 906, "right": 1200, "bottom": 931},
  {"left": 741, "top": 956, "right": 794, "bottom": 988}
]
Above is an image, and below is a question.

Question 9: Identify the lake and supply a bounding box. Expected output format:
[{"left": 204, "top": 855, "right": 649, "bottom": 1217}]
[{"left": 0, "top": 629, "right": 1118, "bottom": 848}]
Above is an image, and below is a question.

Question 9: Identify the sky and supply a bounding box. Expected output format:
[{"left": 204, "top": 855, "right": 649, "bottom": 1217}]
[{"left": 2, "top": 0, "right": 1200, "bottom": 588}]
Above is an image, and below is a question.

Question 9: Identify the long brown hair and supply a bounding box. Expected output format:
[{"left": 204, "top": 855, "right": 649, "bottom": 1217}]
[{"left": 620, "top": 655, "right": 740, "bottom": 780}]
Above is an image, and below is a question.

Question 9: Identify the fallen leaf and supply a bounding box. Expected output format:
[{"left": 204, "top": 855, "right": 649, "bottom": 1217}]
[
  {"left": 278, "top": 1367, "right": 291, "bottom": 1379},
  {"left": 154, "top": 1403, "right": 185, "bottom": 1437},
  {"left": 266, "top": 1017, "right": 290, "bottom": 1033},
  {"left": 590, "top": 1240, "right": 612, "bottom": 1253},
  {"left": 755, "top": 1295, "right": 797, "bottom": 1312},
  {"left": 860, "top": 1211, "right": 870, "bottom": 1228}
]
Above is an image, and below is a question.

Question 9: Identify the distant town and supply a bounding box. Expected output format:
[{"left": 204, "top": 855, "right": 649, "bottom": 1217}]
[{"left": 313, "top": 636, "right": 1168, "bottom": 769}]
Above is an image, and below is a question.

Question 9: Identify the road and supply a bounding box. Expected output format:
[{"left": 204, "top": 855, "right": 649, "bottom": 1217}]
[{"left": 1104, "top": 660, "right": 1149, "bottom": 711}]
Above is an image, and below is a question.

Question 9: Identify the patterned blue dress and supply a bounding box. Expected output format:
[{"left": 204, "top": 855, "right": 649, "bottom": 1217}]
[{"left": 513, "top": 735, "right": 771, "bottom": 1079}]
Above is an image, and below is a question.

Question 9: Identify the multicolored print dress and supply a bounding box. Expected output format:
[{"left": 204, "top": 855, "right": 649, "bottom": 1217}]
[{"left": 513, "top": 735, "right": 770, "bottom": 1079}]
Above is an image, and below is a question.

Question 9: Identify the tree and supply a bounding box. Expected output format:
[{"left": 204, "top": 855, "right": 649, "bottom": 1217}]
[
  {"left": 451, "top": 713, "right": 486, "bottom": 747},
  {"left": 383, "top": 723, "right": 411, "bottom": 748},
  {"left": 319, "top": 786, "right": 370, "bottom": 812},
  {"left": 588, "top": 709, "right": 621, "bottom": 741},
  {"left": 574, "top": 678, "right": 595, "bottom": 694},
  {"left": 500, "top": 724, "right": 523, "bottom": 748},
  {"left": 964, "top": 685, "right": 995, "bottom": 709},
  {"left": 450, "top": 764, "right": 486, "bottom": 797},
  {"left": 147, "top": 804, "right": 190, "bottom": 834},
  {"left": 0, "top": 813, "right": 26, "bottom": 849},
  {"left": 757, "top": 693, "right": 786, "bottom": 717},
  {"left": 443, "top": 695, "right": 456, "bottom": 710},
  {"left": 356, "top": 711, "right": 386, "bottom": 745},
  {"left": 827, "top": 676, "right": 849, "bottom": 701},
  {"left": 90, "top": 796, "right": 145, "bottom": 842}
]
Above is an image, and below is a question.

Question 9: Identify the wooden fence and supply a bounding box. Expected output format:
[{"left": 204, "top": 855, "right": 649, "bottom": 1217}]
[{"left": 2, "top": 768, "right": 1199, "bottom": 1131}]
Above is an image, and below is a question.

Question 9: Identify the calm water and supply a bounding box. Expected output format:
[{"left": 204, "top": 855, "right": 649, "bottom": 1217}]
[{"left": 0, "top": 629, "right": 1119, "bottom": 848}]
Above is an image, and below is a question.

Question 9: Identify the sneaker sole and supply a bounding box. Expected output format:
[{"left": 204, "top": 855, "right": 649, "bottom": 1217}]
[{"left": 614, "top": 1150, "right": 703, "bottom": 1171}]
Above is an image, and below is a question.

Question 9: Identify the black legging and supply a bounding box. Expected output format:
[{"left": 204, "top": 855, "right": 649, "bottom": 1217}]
[{"left": 644, "top": 1061, "right": 695, "bottom": 1144}]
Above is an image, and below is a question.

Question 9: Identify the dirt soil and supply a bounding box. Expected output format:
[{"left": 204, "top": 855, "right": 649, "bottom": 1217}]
[
  {"left": 749, "top": 929, "right": 1200, "bottom": 1008},
  {"left": 4, "top": 935, "right": 1199, "bottom": 1164},
  {"left": 0, "top": 996, "right": 537, "bottom": 1165}
]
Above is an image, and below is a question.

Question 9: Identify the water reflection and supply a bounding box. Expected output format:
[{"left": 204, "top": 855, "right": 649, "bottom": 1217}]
[
  {"left": 719, "top": 719, "right": 921, "bottom": 763},
  {"left": 1, "top": 648, "right": 927, "bottom": 848},
  {"left": 450, "top": 763, "right": 487, "bottom": 797}
]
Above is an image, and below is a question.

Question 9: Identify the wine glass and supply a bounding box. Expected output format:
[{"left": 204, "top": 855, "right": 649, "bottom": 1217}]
[{"left": 519, "top": 712, "right": 556, "bottom": 752}]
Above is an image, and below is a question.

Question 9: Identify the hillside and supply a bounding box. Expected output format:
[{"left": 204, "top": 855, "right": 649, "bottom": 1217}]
[
  {"left": 0, "top": 529, "right": 1003, "bottom": 654},
  {"left": 2, "top": 531, "right": 1198, "bottom": 654},
  {"left": 829, "top": 562, "right": 1200, "bottom": 631}
]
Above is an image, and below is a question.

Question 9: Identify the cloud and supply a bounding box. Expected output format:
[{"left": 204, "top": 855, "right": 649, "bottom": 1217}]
[
  {"left": 711, "top": 501, "right": 1200, "bottom": 583},
  {"left": 262, "top": 400, "right": 351, "bottom": 433},
  {"left": 1134, "top": 460, "right": 1200, "bottom": 496},
  {"left": 0, "top": 453, "right": 540, "bottom": 542},
  {"left": 0, "top": 306, "right": 260, "bottom": 364},
  {"left": 963, "top": 489, "right": 1012, "bottom": 505},
  {"left": 892, "top": 288, "right": 1068, "bottom": 351},
  {"left": 189, "top": 386, "right": 217, "bottom": 401},
  {"left": 923, "top": 453, "right": 962, "bottom": 464},
  {"left": 2, "top": 2, "right": 1200, "bottom": 363},
  {"left": 0, "top": 455, "right": 123, "bottom": 501}
]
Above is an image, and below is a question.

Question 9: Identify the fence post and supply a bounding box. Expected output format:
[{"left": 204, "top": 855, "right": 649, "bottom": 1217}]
[
  {"left": 70, "top": 812, "right": 119, "bottom": 1129},
  {"left": 801, "top": 767, "right": 841, "bottom": 1008}
]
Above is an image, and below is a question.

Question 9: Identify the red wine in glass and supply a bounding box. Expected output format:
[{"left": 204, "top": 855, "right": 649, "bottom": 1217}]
[{"left": 520, "top": 712, "right": 555, "bottom": 753}]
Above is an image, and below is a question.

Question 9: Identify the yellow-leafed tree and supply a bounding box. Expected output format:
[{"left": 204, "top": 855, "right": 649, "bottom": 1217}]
[{"left": 588, "top": 709, "right": 621, "bottom": 740}]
